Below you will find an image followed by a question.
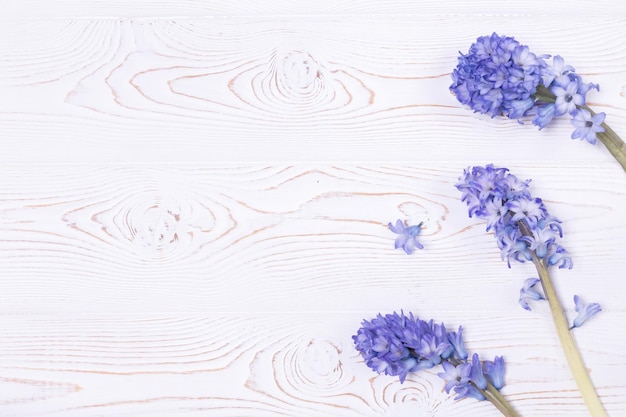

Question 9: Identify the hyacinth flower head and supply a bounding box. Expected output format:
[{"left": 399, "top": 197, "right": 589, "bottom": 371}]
[
  {"left": 354, "top": 311, "right": 519, "bottom": 417},
  {"left": 451, "top": 33, "right": 626, "bottom": 172},
  {"left": 457, "top": 165, "right": 607, "bottom": 417},
  {"left": 456, "top": 164, "right": 572, "bottom": 269}
]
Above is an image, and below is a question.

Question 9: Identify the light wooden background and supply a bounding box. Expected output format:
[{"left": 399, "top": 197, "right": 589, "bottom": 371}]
[{"left": 1, "top": 2, "right": 625, "bottom": 416}]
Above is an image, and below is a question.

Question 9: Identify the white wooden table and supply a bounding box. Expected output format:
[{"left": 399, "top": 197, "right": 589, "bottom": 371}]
[{"left": 1, "top": 2, "right": 625, "bottom": 416}]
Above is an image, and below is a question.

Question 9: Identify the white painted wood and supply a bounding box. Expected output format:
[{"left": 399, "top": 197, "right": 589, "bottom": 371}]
[
  {"left": 0, "top": 16, "right": 625, "bottom": 163},
  {"left": 0, "top": 163, "right": 624, "bottom": 416},
  {"left": 1, "top": 0, "right": 626, "bottom": 17},
  {"left": 0, "top": 312, "right": 623, "bottom": 417},
  {"left": 1, "top": 3, "right": 625, "bottom": 417},
  {"left": 0, "top": 164, "right": 623, "bottom": 313}
]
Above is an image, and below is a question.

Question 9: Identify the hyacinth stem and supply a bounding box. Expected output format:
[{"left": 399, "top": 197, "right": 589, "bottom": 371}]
[
  {"left": 583, "top": 105, "right": 626, "bottom": 173},
  {"left": 534, "top": 85, "right": 626, "bottom": 173},
  {"left": 517, "top": 221, "right": 609, "bottom": 417},
  {"left": 479, "top": 383, "right": 522, "bottom": 417},
  {"left": 533, "top": 85, "right": 556, "bottom": 104}
]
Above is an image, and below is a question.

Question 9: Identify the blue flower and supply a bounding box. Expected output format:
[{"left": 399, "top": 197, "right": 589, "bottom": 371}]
[
  {"left": 546, "top": 245, "right": 574, "bottom": 269},
  {"left": 480, "top": 196, "right": 505, "bottom": 231},
  {"left": 570, "top": 108, "right": 605, "bottom": 144},
  {"left": 437, "top": 361, "right": 471, "bottom": 393},
  {"left": 469, "top": 353, "right": 488, "bottom": 389},
  {"left": 537, "top": 214, "right": 564, "bottom": 238},
  {"left": 437, "top": 353, "right": 497, "bottom": 401},
  {"left": 519, "top": 278, "right": 545, "bottom": 311},
  {"left": 355, "top": 312, "right": 506, "bottom": 401},
  {"left": 532, "top": 103, "right": 556, "bottom": 129},
  {"left": 388, "top": 219, "right": 424, "bottom": 254},
  {"left": 451, "top": 34, "right": 607, "bottom": 148},
  {"left": 417, "top": 333, "right": 450, "bottom": 365},
  {"left": 451, "top": 33, "right": 543, "bottom": 120},
  {"left": 541, "top": 55, "right": 575, "bottom": 87},
  {"left": 353, "top": 312, "right": 452, "bottom": 383},
  {"left": 457, "top": 165, "right": 572, "bottom": 269},
  {"left": 437, "top": 360, "right": 486, "bottom": 401},
  {"left": 454, "top": 384, "right": 486, "bottom": 401},
  {"left": 521, "top": 227, "right": 558, "bottom": 258},
  {"left": 506, "top": 197, "right": 546, "bottom": 229},
  {"left": 447, "top": 326, "right": 468, "bottom": 360},
  {"left": 571, "top": 295, "right": 601, "bottom": 329},
  {"left": 551, "top": 78, "right": 586, "bottom": 116},
  {"left": 483, "top": 356, "right": 506, "bottom": 389},
  {"left": 497, "top": 224, "right": 533, "bottom": 267}
]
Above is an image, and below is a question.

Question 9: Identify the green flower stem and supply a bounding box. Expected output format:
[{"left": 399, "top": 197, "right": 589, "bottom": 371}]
[
  {"left": 518, "top": 221, "right": 608, "bottom": 417},
  {"left": 479, "top": 383, "right": 522, "bottom": 417},
  {"left": 533, "top": 85, "right": 556, "bottom": 104},
  {"left": 583, "top": 105, "right": 626, "bottom": 173},
  {"left": 535, "top": 85, "right": 626, "bottom": 173}
]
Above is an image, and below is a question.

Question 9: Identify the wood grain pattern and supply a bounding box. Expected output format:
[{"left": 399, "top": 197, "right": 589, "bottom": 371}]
[
  {"left": 1, "top": 4, "right": 625, "bottom": 417},
  {"left": 0, "top": 164, "right": 623, "bottom": 314},
  {"left": 0, "top": 17, "right": 625, "bottom": 163},
  {"left": 1, "top": 162, "right": 621, "bottom": 415},
  {"left": 0, "top": 312, "right": 623, "bottom": 417},
  {"left": 1, "top": 1, "right": 626, "bottom": 17}
]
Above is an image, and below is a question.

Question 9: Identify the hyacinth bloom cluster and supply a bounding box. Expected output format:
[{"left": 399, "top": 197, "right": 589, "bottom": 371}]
[
  {"left": 456, "top": 164, "right": 572, "bottom": 269},
  {"left": 353, "top": 311, "right": 505, "bottom": 401},
  {"left": 454, "top": 166, "right": 606, "bottom": 416},
  {"left": 451, "top": 33, "right": 605, "bottom": 145},
  {"left": 457, "top": 165, "right": 601, "bottom": 327}
]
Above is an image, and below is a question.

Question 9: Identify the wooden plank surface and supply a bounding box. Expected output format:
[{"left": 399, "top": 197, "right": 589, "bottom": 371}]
[
  {"left": 0, "top": 164, "right": 624, "bottom": 313},
  {"left": 0, "top": 16, "right": 625, "bottom": 163},
  {"left": 0, "top": 312, "right": 623, "bottom": 417},
  {"left": 1, "top": 3, "right": 625, "bottom": 417},
  {"left": 0, "top": 162, "right": 624, "bottom": 416},
  {"left": 2, "top": 1, "right": 626, "bottom": 17}
]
